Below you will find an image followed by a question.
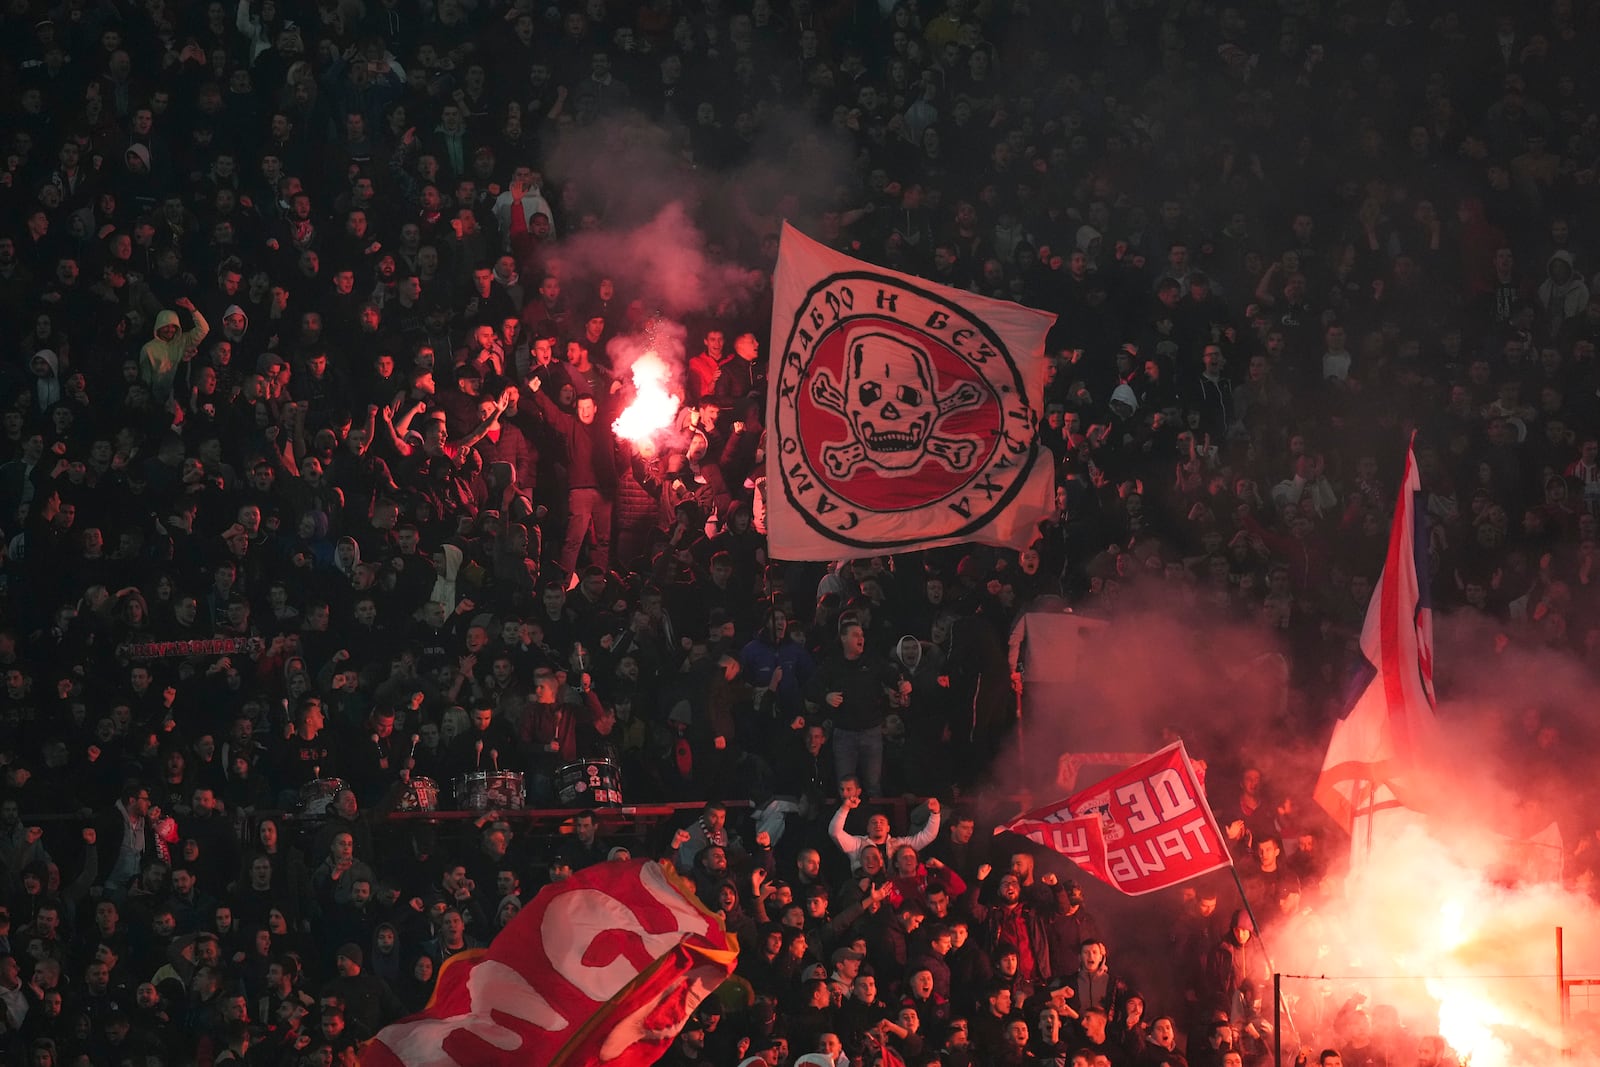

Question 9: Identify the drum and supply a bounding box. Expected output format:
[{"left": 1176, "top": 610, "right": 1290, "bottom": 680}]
[
  {"left": 557, "top": 759, "right": 624, "bottom": 808},
  {"left": 453, "top": 771, "right": 526, "bottom": 811},
  {"left": 397, "top": 776, "right": 440, "bottom": 812},
  {"left": 298, "top": 778, "right": 345, "bottom": 816}
]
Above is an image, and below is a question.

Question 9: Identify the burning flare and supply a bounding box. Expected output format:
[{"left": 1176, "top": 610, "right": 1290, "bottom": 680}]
[
  {"left": 612, "top": 351, "right": 681, "bottom": 447},
  {"left": 1330, "top": 823, "right": 1588, "bottom": 1067},
  {"left": 1424, "top": 899, "right": 1515, "bottom": 1067}
]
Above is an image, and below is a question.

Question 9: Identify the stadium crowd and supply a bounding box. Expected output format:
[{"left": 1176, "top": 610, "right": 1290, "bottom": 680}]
[{"left": 0, "top": 0, "right": 1594, "bottom": 1064}]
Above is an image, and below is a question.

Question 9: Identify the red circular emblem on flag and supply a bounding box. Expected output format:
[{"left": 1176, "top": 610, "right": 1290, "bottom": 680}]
[{"left": 772, "top": 272, "right": 1038, "bottom": 547}]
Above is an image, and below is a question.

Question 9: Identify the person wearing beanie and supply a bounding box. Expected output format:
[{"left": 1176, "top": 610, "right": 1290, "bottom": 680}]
[{"left": 326, "top": 941, "right": 404, "bottom": 1041}]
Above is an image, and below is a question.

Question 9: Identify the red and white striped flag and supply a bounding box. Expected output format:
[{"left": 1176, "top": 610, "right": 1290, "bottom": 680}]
[
  {"left": 1314, "top": 437, "right": 1438, "bottom": 833},
  {"left": 360, "top": 860, "right": 738, "bottom": 1067}
]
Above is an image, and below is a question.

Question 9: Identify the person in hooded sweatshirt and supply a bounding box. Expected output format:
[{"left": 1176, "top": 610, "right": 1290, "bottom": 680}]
[
  {"left": 894, "top": 634, "right": 956, "bottom": 796},
  {"left": 119, "top": 143, "right": 160, "bottom": 215},
  {"left": 430, "top": 543, "right": 463, "bottom": 612},
  {"left": 368, "top": 922, "right": 403, "bottom": 987},
  {"left": 1539, "top": 250, "right": 1589, "bottom": 337},
  {"left": 215, "top": 303, "right": 260, "bottom": 370},
  {"left": 29, "top": 350, "right": 63, "bottom": 418},
  {"left": 140, "top": 296, "right": 209, "bottom": 403}
]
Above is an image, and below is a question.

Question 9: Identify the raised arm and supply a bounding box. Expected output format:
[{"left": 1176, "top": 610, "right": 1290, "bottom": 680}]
[
  {"left": 354, "top": 405, "right": 378, "bottom": 456},
  {"left": 392, "top": 400, "right": 426, "bottom": 438},
  {"left": 378, "top": 404, "right": 416, "bottom": 457},
  {"left": 270, "top": 415, "right": 300, "bottom": 478},
  {"left": 1253, "top": 262, "right": 1281, "bottom": 307},
  {"left": 175, "top": 297, "right": 209, "bottom": 346},
  {"left": 903, "top": 800, "right": 941, "bottom": 851},
  {"left": 451, "top": 393, "right": 510, "bottom": 451},
  {"left": 931, "top": 860, "right": 966, "bottom": 899},
  {"left": 829, "top": 797, "right": 861, "bottom": 857},
  {"left": 528, "top": 374, "right": 574, "bottom": 430}
]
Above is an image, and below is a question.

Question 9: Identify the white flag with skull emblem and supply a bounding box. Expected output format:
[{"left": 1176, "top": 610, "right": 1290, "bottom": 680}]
[{"left": 764, "top": 223, "right": 1058, "bottom": 560}]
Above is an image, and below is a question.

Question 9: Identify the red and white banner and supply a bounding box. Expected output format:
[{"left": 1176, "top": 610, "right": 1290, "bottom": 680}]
[
  {"left": 1314, "top": 437, "right": 1438, "bottom": 834},
  {"left": 998, "top": 742, "right": 1232, "bottom": 896},
  {"left": 765, "top": 223, "right": 1057, "bottom": 559},
  {"left": 360, "top": 860, "right": 738, "bottom": 1067}
]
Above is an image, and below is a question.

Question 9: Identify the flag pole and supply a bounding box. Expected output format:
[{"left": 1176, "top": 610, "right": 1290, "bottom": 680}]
[
  {"left": 1362, "top": 778, "right": 1376, "bottom": 866},
  {"left": 1228, "top": 866, "right": 1269, "bottom": 956},
  {"left": 1274, "top": 972, "right": 1283, "bottom": 1067},
  {"left": 1558, "top": 926, "right": 1568, "bottom": 1058},
  {"left": 1014, "top": 670, "right": 1026, "bottom": 771},
  {"left": 1228, "top": 866, "right": 1299, "bottom": 1052}
]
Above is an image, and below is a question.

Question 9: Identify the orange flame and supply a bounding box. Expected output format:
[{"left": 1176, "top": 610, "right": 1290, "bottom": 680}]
[{"left": 612, "top": 352, "right": 681, "bottom": 446}]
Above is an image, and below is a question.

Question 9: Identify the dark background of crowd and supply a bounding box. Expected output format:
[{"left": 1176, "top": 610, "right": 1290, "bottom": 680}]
[{"left": 0, "top": 0, "right": 1598, "bottom": 1064}]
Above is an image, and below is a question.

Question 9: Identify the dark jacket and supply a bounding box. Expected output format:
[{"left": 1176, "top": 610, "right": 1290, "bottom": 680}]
[
  {"left": 805, "top": 652, "right": 894, "bottom": 732},
  {"left": 968, "top": 893, "right": 1054, "bottom": 983},
  {"left": 326, "top": 969, "right": 406, "bottom": 1040},
  {"left": 94, "top": 801, "right": 163, "bottom": 886},
  {"left": 533, "top": 388, "right": 617, "bottom": 492}
]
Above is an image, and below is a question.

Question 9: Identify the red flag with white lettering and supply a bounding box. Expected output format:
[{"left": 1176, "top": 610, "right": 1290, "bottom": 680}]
[
  {"left": 359, "top": 859, "right": 738, "bottom": 1067},
  {"left": 998, "top": 742, "right": 1232, "bottom": 896}
]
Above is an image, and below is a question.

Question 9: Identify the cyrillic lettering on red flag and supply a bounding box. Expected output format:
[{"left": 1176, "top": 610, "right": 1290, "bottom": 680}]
[{"left": 999, "top": 741, "right": 1231, "bottom": 896}]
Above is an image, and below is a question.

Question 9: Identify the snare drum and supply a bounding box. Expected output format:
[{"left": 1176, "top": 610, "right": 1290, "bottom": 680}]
[
  {"left": 397, "top": 776, "right": 440, "bottom": 812},
  {"left": 454, "top": 770, "right": 526, "bottom": 811},
  {"left": 557, "top": 759, "right": 624, "bottom": 808},
  {"left": 298, "top": 778, "right": 345, "bottom": 817}
]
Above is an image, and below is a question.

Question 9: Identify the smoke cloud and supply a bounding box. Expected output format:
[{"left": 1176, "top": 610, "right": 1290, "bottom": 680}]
[
  {"left": 1003, "top": 589, "right": 1320, "bottom": 795},
  {"left": 996, "top": 592, "right": 1600, "bottom": 1066},
  {"left": 540, "top": 109, "right": 853, "bottom": 320},
  {"left": 551, "top": 202, "right": 767, "bottom": 320}
]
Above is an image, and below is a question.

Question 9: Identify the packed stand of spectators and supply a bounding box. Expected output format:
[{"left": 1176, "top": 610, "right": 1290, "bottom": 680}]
[{"left": 0, "top": 0, "right": 1595, "bottom": 1064}]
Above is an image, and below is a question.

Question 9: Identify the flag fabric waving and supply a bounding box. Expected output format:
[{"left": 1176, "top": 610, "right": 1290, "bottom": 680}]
[
  {"left": 998, "top": 742, "right": 1232, "bottom": 896},
  {"left": 1313, "top": 437, "right": 1438, "bottom": 833},
  {"left": 764, "top": 223, "right": 1057, "bottom": 560},
  {"left": 360, "top": 859, "right": 738, "bottom": 1067}
]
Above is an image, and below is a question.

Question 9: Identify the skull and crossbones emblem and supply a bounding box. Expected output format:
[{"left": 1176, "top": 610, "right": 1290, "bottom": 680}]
[{"left": 809, "top": 331, "right": 983, "bottom": 478}]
